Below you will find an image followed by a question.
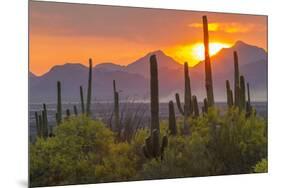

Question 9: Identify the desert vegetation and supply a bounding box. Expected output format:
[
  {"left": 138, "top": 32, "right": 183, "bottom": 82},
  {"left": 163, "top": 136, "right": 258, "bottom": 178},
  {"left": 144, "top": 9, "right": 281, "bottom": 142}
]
[{"left": 30, "top": 15, "right": 267, "bottom": 187}]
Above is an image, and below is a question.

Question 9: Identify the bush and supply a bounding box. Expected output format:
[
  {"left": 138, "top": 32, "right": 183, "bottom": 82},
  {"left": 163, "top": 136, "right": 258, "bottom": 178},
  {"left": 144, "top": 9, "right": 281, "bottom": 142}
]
[
  {"left": 253, "top": 159, "right": 268, "bottom": 173},
  {"left": 30, "top": 108, "right": 267, "bottom": 186},
  {"left": 30, "top": 116, "right": 115, "bottom": 187}
]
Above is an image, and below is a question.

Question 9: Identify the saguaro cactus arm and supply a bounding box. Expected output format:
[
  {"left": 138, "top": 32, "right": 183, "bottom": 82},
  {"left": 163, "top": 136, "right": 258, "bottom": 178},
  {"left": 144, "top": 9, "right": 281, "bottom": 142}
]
[{"left": 175, "top": 93, "right": 184, "bottom": 115}]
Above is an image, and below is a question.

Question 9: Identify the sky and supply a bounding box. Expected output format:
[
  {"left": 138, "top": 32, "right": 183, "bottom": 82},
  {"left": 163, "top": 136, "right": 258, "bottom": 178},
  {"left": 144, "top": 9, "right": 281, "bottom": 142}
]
[{"left": 30, "top": 1, "right": 267, "bottom": 76}]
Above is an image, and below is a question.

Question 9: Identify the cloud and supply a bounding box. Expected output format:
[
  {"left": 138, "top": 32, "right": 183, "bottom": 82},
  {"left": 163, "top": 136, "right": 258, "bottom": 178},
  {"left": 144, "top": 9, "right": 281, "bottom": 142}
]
[{"left": 189, "top": 22, "right": 258, "bottom": 33}]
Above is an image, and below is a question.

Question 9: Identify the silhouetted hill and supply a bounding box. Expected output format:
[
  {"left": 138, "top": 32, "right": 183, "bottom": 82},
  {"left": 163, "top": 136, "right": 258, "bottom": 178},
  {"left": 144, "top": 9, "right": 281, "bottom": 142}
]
[{"left": 29, "top": 41, "right": 267, "bottom": 103}]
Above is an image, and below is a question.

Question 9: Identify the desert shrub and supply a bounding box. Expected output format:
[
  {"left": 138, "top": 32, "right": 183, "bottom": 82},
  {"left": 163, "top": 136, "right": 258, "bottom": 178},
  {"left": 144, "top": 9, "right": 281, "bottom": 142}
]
[
  {"left": 30, "top": 116, "right": 114, "bottom": 187},
  {"left": 137, "top": 107, "right": 267, "bottom": 179},
  {"left": 253, "top": 158, "right": 268, "bottom": 173}
]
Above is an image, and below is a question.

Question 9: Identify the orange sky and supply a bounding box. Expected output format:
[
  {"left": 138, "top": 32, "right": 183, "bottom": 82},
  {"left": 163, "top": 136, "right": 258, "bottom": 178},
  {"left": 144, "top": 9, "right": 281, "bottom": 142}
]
[{"left": 30, "top": 1, "right": 267, "bottom": 76}]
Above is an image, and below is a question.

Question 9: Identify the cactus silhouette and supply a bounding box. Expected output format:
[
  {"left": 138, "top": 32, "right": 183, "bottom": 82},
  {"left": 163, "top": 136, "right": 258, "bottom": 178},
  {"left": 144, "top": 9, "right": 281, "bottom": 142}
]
[
  {"left": 113, "top": 80, "right": 120, "bottom": 132},
  {"left": 226, "top": 80, "right": 234, "bottom": 108},
  {"left": 234, "top": 51, "right": 240, "bottom": 107},
  {"left": 35, "top": 112, "right": 40, "bottom": 137},
  {"left": 168, "top": 101, "right": 177, "bottom": 135},
  {"left": 192, "top": 95, "right": 199, "bottom": 117},
  {"left": 150, "top": 55, "right": 160, "bottom": 132},
  {"left": 56, "top": 81, "right": 62, "bottom": 125},
  {"left": 202, "top": 98, "right": 208, "bottom": 113},
  {"left": 142, "top": 129, "right": 168, "bottom": 160},
  {"left": 239, "top": 75, "right": 246, "bottom": 109},
  {"left": 203, "top": 15, "right": 215, "bottom": 106},
  {"left": 246, "top": 82, "right": 252, "bottom": 117},
  {"left": 73, "top": 105, "right": 78, "bottom": 116},
  {"left": 86, "top": 58, "right": 93, "bottom": 117},
  {"left": 175, "top": 62, "right": 192, "bottom": 134},
  {"left": 80, "top": 86, "right": 85, "bottom": 114},
  {"left": 66, "top": 109, "right": 70, "bottom": 118},
  {"left": 42, "top": 104, "right": 48, "bottom": 138}
]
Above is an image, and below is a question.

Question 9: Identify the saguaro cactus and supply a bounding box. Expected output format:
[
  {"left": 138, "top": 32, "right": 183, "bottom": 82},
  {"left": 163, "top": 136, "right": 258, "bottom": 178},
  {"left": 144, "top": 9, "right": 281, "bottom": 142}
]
[
  {"left": 113, "top": 80, "right": 120, "bottom": 132},
  {"left": 239, "top": 75, "right": 246, "bottom": 109},
  {"left": 202, "top": 98, "right": 208, "bottom": 113},
  {"left": 234, "top": 51, "right": 240, "bottom": 107},
  {"left": 226, "top": 80, "right": 234, "bottom": 108},
  {"left": 42, "top": 104, "right": 48, "bottom": 138},
  {"left": 203, "top": 15, "right": 214, "bottom": 106},
  {"left": 56, "top": 81, "right": 62, "bottom": 125},
  {"left": 142, "top": 129, "right": 168, "bottom": 160},
  {"left": 168, "top": 101, "right": 177, "bottom": 135},
  {"left": 80, "top": 86, "right": 85, "bottom": 114},
  {"left": 73, "top": 105, "right": 78, "bottom": 116},
  {"left": 246, "top": 82, "right": 252, "bottom": 116},
  {"left": 66, "top": 109, "right": 70, "bottom": 118},
  {"left": 86, "top": 58, "right": 93, "bottom": 116},
  {"left": 175, "top": 62, "right": 192, "bottom": 134},
  {"left": 150, "top": 55, "right": 160, "bottom": 132},
  {"left": 192, "top": 95, "right": 199, "bottom": 117}
]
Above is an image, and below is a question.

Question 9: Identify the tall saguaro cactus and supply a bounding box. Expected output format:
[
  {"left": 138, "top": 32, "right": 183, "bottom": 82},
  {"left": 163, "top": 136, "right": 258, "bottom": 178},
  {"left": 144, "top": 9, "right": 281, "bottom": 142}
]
[
  {"left": 168, "top": 101, "right": 177, "bottom": 135},
  {"left": 175, "top": 62, "right": 192, "bottom": 134},
  {"left": 150, "top": 55, "right": 160, "bottom": 132},
  {"left": 80, "top": 86, "right": 85, "bottom": 114},
  {"left": 113, "top": 80, "right": 120, "bottom": 132},
  {"left": 234, "top": 51, "right": 240, "bottom": 107},
  {"left": 203, "top": 15, "right": 214, "bottom": 106},
  {"left": 56, "top": 81, "right": 62, "bottom": 125},
  {"left": 86, "top": 58, "right": 93, "bottom": 117}
]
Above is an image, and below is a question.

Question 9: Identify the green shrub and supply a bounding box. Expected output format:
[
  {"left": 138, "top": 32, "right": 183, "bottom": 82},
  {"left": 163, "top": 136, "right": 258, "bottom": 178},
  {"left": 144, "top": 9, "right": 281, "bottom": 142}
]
[
  {"left": 30, "top": 116, "right": 115, "bottom": 187},
  {"left": 253, "top": 159, "right": 268, "bottom": 173}
]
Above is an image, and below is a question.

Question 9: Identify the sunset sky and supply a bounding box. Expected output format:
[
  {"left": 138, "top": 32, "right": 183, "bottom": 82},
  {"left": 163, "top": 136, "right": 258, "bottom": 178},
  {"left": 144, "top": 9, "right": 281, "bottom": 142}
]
[{"left": 30, "top": 1, "right": 267, "bottom": 76}]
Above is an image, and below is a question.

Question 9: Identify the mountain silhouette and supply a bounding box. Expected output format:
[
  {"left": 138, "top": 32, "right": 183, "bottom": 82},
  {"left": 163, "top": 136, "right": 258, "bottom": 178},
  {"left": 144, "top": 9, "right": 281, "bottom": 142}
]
[{"left": 29, "top": 41, "right": 267, "bottom": 103}]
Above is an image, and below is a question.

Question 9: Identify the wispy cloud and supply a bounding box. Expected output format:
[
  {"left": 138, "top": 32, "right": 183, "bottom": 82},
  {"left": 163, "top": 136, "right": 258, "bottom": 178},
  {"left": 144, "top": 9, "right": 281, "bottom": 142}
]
[{"left": 189, "top": 22, "right": 258, "bottom": 33}]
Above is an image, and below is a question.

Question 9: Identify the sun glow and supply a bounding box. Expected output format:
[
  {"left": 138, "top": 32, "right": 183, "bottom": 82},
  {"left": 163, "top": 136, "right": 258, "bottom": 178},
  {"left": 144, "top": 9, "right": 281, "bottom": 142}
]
[{"left": 192, "top": 42, "right": 231, "bottom": 61}]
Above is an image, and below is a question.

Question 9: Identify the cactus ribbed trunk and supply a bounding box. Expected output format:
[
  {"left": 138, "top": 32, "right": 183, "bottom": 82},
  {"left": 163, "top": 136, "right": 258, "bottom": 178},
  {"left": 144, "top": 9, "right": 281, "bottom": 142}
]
[
  {"left": 247, "top": 82, "right": 251, "bottom": 105},
  {"left": 80, "top": 86, "right": 85, "bottom": 114},
  {"left": 234, "top": 51, "right": 240, "bottom": 107},
  {"left": 192, "top": 95, "right": 199, "bottom": 117},
  {"left": 203, "top": 15, "right": 214, "bottom": 107},
  {"left": 43, "top": 104, "right": 48, "bottom": 138},
  {"left": 150, "top": 55, "right": 160, "bottom": 132},
  {"left": 113, "top": 80, "right": 120, "bottom": 132},
  {"left": 175, "top": 62, "right": 192, "bottom": 135},
  {"left": 168, "top": 101, "right": 177, "bottom": 135},
  {"left": 86, "top": 58, "right": 93, "bottom": 117},
  {"left": 226, "top": 80, "right": 234, "bottom": 108},
  {"left": 57, "top": 81, "right": 62, "bottom": 125},
  {"left": 184, "top": 63, "right": 192, "bottom": 116},
  {"left": 239, "top": 76, "right": 246, "bottom": 110}
]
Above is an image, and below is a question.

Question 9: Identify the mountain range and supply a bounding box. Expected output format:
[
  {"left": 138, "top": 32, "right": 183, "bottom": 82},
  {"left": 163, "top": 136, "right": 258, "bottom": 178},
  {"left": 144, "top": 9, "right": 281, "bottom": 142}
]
[{"left": 29, "top": 41, "right": 267, "bottom": 103}]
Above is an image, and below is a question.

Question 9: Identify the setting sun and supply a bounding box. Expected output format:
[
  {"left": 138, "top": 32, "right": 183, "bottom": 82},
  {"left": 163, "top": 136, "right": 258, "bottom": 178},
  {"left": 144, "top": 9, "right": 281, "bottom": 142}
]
[{"left": 192, "top": 42, "right": 231, "bottom": 61}]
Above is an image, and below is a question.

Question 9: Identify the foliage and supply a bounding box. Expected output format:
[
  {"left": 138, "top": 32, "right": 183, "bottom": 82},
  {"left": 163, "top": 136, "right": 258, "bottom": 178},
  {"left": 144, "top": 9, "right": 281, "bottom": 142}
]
[
  {"left": 30, "top": 107, "right": 267, "bottom": 186},
  {"left": 253, "top": 159, "right": 268, "bottom": 173},
  {"left": 30, "top": 116, "right": 115, "bottom": 187}
]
